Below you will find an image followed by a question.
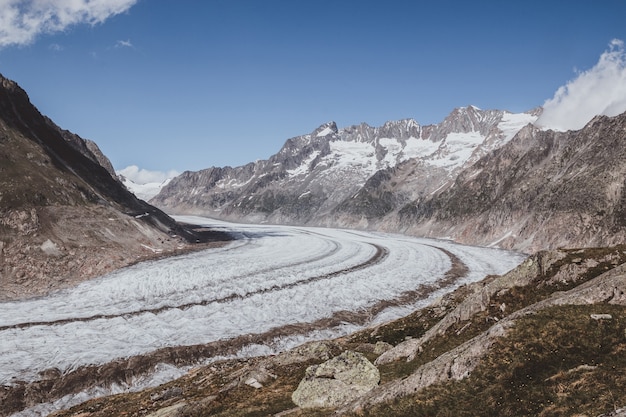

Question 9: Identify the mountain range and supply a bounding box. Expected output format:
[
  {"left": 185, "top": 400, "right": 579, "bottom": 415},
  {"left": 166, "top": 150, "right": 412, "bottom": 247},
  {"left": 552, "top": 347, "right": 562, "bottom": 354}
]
[
  {"left": 151, "top": 107, "right": 534, "bottom": 222},
  {"left": 150, "top": 105, "right": 626, "bottom": 253},
  {"left": 398, "top": 113, "right": 626, "bottom": 251}
]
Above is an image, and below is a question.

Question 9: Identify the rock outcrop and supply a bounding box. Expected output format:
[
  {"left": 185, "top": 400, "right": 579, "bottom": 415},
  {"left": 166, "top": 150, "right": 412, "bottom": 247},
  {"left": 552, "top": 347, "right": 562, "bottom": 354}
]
[
  {"left": 375, "top": 250, "right": 564, "bottom": 365},
  {"left": 339, "top": 253, "right": 626, "bottom": 414},
  {"left": 292, "top": 350, "right": 379, "bottom": 408}
]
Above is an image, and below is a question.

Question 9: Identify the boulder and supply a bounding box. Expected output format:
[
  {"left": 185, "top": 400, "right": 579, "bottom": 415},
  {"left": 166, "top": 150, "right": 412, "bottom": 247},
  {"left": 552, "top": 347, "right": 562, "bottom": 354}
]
[
  {"left": 270, "top": 340, "right": 338, "bottom": 367},
  {"left": 41, "top": 239, "right": 63, "bottom": 257},
  {"left": 292, "top": 350, "right": 379, "bottom": 408}
]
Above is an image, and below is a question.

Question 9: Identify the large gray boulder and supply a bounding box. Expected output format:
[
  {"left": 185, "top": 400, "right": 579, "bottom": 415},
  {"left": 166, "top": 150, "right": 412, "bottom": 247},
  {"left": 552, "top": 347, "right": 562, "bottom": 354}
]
[{"left": 292, "top": 350, "right": 379, "bottom": 408}]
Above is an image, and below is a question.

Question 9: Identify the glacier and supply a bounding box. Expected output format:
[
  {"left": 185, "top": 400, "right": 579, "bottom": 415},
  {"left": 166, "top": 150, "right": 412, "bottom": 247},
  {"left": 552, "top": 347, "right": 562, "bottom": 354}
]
[{"left": 1, "top": 217, "right": 525, "bottom": 415}]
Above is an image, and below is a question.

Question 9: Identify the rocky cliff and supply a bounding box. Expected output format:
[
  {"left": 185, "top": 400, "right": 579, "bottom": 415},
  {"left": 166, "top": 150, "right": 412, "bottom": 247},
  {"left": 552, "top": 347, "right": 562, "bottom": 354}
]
[
  {"left": 44, "top": 115, "right": 118, "bottom": 179},
  {"left": 0, "top": 74, "right": 228, "bottom": 300},
  {"left": 396, "top": 112, "right": 626, "bottom": 252}
]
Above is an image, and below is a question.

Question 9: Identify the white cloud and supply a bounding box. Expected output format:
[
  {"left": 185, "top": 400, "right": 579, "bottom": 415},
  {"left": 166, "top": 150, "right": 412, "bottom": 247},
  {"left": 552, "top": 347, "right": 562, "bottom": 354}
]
[
  {"left": 48, "top": 42, "right": 63, "bottom": 51},
  {"left": 117, "top": 165, "right": 180, "bottom": 185},
  {"left": 0, "top": 0, "right": 138, "bottom": 48},
  {"left": 115, "top": 39, "right": 133, "bottom": 48},
  {"left": 536, "top": 39, "right": 626, "bottom": 131}
]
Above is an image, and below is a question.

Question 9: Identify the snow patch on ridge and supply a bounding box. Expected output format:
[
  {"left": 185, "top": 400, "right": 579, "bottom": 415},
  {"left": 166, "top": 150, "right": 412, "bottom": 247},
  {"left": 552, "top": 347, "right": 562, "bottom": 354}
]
[
  {"left": 498, "top": 112, "right": 537, "bottom": 141},
  {"left": 428, "top": 131, "right": 484, "bottom": 169},
  {"left": 215, "top": 175, "right": 254, "bottom": 190},
  {"left": 328, "top": 141, "right": 378, "bottom": 174},
  {"left": 402, "top": 137, "right": 440, "bottom": 160},
  {"left": 317, "top": 126, "right": 335, "bottom": 137},
  {"left": 287, "top": 151, "right": 321, "bottom": 177}
]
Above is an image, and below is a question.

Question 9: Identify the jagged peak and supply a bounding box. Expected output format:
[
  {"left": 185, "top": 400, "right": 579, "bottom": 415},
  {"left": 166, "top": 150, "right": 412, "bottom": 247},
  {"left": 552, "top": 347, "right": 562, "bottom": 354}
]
[
  {"left": 0, "top": 72, "right": 18, "bottom": 90},
  {"left": 0, "top": 73, "right": 32, "bottom": 105},
  {"left": 441, "top": 105, "right": 508, "bottom": 127},
  {"left": 313, "top": 121, "right": 338, "bottom": 137},
  {"left": 451, "top": 105, "right": 493, "bottom": 116},
  {"left": 381, "top": 118, "right": 420, "bottom": 128},
  {"left": 450, "top": 105, "right": 478, "bottom": 114}
]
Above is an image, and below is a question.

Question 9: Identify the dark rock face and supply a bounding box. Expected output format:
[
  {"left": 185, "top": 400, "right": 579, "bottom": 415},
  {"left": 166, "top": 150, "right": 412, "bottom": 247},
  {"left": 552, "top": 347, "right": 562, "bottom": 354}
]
[
  {"left": 44, "top": 115, "right": 118, "bottom": 179},
  {"left": 0, "top": 74, "right": 228, "bottom": 300}
]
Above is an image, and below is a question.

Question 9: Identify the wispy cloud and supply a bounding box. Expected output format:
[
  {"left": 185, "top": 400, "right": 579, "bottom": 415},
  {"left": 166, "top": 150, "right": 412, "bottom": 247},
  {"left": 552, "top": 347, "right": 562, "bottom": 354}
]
[
  {"left": 48, "top": 42, "right": 63, "bottom": 51},
  {"left": 0, "top": 0, "right": 138, "bottom": 48},
  {"left": 117, "top": 165, "right": 180, "bottom": 185},
  {"left": 115, "top": 39, "right": 133, "bottom": 48},
  {"left": 536, "top": 39, "right": 626, "bottom": 131}
]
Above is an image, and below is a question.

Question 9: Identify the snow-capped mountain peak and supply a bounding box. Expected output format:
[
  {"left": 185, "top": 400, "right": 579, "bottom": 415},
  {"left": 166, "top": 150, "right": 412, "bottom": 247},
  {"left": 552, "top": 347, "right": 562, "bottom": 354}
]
[
  {"left": 315, "top": 121, "right": 338, "bottom": 137},
  {"left": 152, "top": 107, "right": 537, "bottom": 224}
]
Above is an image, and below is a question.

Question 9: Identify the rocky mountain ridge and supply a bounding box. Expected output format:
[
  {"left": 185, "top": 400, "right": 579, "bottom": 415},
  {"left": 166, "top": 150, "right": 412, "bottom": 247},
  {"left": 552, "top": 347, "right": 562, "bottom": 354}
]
[
  {"left": 395, "top": 112, "right": 626, "bottom": 252},
  {"left": 0, "top": 74, "right": 228, "bottom": 301},
  {"left": 151, "top": 107, "right": 626, "bottom": 253},
  {"left": 44, "top": 115, "right": 118, "bottom": 179},
  {"left": 152, "top": 106, "right": 537, "bottom": 227}
]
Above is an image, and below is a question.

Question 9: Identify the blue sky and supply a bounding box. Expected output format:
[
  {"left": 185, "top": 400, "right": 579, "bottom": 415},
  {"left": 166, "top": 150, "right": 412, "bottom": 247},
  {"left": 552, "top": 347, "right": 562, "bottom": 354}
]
[{"left": 1, "top": 1, "right": 626, "bottom": 181}]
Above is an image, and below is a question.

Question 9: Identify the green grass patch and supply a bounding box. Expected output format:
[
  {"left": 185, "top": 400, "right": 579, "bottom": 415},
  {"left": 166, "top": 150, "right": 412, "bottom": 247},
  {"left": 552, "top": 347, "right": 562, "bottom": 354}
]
[{"left": 351, "top": 304, "right": 626, "bottom": 417}]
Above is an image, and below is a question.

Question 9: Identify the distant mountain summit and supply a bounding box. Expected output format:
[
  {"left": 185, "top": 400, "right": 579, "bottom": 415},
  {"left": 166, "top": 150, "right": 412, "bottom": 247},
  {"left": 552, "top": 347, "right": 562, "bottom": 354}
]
[
  {"left": 151, "top": 106, "right": 537, "bottom": 227},
  {"left": 119, "top": 175, "right": 174, "bottom": 202}
]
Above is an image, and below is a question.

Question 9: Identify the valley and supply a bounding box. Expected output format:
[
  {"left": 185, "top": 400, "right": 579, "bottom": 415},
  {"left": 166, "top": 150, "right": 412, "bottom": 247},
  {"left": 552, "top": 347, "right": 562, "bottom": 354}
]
[
  {"left": 1, "top": 70, "right": 625, "bottom": 416},
  {"left": 1, "top": 217, "right": 524, "bottom": 416}
]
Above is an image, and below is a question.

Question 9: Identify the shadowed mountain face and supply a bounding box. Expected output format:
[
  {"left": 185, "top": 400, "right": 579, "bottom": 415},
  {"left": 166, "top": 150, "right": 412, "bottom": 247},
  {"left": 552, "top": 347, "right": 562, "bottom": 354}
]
[
  {"left": 397, "top": 113, "right": 626, "bottom": 251},
  {"left": 0, "top": 74, "right": 228, "bottom": 301},
  {"left": 0, "top": 75, "right": 160, "bottom": 214}
]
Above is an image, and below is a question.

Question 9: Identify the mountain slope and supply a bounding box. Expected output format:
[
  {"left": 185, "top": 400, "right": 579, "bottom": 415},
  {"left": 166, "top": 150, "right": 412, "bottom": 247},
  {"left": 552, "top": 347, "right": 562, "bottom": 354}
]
[
  {"left": 0, "top": 74, "right": 228, "bottom": 300},
  {"left": 396, "top": 112, "right": 626, "bottom": 252},
  {"left": 152, "top": 107, "right": 537, "bottom": 225}
]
